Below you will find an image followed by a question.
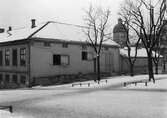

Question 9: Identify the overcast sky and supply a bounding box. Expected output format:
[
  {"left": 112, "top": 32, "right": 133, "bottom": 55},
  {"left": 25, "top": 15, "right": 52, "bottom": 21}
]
[{"left": 0, "top": 0, "right": 123, "bottom": 29}]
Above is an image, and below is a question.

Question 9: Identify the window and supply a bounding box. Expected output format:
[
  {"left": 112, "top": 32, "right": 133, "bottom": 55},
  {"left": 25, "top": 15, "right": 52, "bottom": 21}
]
[
  {"left": 53, "top": 55, "right": 61, "bottom": 65},
  {"left": 62, "top": 43, "right": 68, "bottom": 48},
  {"left": 20, "top": 48, "right": 26, "bottom": 66},
  {"left": 53, "top": 54, "right": 69, "bottom": 65},
  {"left": 20, "top": 75, "right": 26, "bottom": 84},
  {"left": 0, "top": 51, "right": 3, "bottom": 66},
  {"left": 61, "top": 55, "right": 69, "bottom": 65},
  {"left": 5, "top": 49, "right": 10, "bottom": 66},
  {"left": 82, "top": 45, "right": 87, "bottom": 50},
  {"left": 12, "top": 49, "right": 17, "bottom": 66},
  {"left": 12, "top": 74, "right": 17, "bottom": 83},
  {"left": 82, "top": 51, "right": 88, "bottom": 60},
  {"left": 44, "top": 42, "right": 51, "bottom": 47},
  {"left": 0, "top": 74, "right": 2, "bottom": 82},
  {"left": 5, "top": 74, "right": 10, "bottom": 83}
]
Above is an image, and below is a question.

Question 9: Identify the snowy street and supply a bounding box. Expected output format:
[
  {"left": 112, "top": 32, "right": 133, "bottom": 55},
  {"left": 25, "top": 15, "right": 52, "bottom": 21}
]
[{"left": 0, "top": 75, "right": 167, "bottom": 118}]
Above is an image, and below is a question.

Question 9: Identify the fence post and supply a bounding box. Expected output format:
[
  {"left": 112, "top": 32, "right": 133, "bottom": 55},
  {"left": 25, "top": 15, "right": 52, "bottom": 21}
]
[
  {"left": 123, "top": 82, "right": 126, "bottom": 87},
  {"left": 135, "top": 82, "right": 137, "bottom": 86},
  {"left": 9, "top": 106, "right": 13, "bottom": 113}
]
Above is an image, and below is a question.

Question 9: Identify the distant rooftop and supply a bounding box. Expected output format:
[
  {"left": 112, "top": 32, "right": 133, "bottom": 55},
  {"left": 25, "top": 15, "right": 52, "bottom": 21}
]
[{"left": 120, "top": 48, "right": 163, "bottom": 58}]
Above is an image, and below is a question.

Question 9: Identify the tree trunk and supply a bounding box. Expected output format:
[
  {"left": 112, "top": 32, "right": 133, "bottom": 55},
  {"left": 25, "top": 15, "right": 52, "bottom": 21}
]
[
  {"left": 93, "top": 58, "right": 97, "bottom": 82},
  {"left": 155, "top": 63, "right": 159, "bottom": 74},
  {"left": 148, "top": 52, "right": 155, "bottom": 82},
  {"left": 97, "top": 55, "right": 101, "bottom": 81},
  {"left": 130, "top": 63, "right": 134, "bottom": 76}
]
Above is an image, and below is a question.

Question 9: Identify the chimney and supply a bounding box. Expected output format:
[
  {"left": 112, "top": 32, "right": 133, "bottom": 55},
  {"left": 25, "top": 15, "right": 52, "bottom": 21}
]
[
  {"left": 31, "top": 19, "right": 36, "bottom": 28},
  {"left": 7, "top": 26, "right": 12, "bottom": 36},
  {"left": 8, "top": 26, "right": 12, "bottom": 31}
]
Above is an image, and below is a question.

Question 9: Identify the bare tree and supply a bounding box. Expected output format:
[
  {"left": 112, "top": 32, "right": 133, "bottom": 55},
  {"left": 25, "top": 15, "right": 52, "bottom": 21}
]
[
  {"left": 119, "top": 6, "right": 141, "bottom": 76},
  {"left": 153, "top": 39, "right": 161, "bottom": 74},
  {"left": 83, "top": 5, "right": 111, "bottom": 82},
  {"left": 120, "top": 0, "right": 167, "bottom": 82},
  {"left": 153, "top": 20, "right": 167, "bottom": 74}
]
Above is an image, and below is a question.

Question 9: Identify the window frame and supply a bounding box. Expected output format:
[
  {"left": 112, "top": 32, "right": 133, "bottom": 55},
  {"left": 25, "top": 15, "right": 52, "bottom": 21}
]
[
  {"left": 82, "top": 51, "right": 88, "bottom": 60},
  {"left": 0, "top": 50, "right": 3, "bottom": 66},
  {"left": 12, "top": 49, "right": 18, "bottom": 66},
  {"left": 20, "top": 48, "right": 26, "bottom": 66},
  {"left": 44, "top": 42, "right": 51, "bottom": 47},
  {"left": 53, "top": 54, "right": 70, "bottom": 66},
  {"left": 5, "top": 49, "right": 10, "bottom": 66},
  {"left": 62, "top": 43, "right": 68, "bottom": 48}
]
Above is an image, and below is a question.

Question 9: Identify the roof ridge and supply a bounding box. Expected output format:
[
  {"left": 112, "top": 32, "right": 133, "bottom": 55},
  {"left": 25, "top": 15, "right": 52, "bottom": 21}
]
[
  {"left": 48, "top": 21, "right": 88, "bottom": 28},
  {"left": 27, "top": 21, "right": 50, "bottom": 39},
  {"left": 27, "top": 21, "right": 89, "bottom": 39}
]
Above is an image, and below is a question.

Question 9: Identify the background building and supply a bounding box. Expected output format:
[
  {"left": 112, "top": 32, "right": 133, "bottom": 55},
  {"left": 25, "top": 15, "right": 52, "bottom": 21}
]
[
  {"left": 113, "top": 18, "right": 163, "bottom": 75},
  {"left": 113, "top": 18, "right": 127, "bottom": 47}
]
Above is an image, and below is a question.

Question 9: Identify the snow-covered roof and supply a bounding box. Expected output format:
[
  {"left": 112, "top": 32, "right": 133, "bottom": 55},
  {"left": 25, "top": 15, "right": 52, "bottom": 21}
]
[
  {"left": 120, "top": 48, "right": 163, "bottom": 58},
  {"left": 0, "top": 25, "right": 42, "bottom": 43},
  {"left": 0, "top": 21, "right": 119, "bottom": 47}
]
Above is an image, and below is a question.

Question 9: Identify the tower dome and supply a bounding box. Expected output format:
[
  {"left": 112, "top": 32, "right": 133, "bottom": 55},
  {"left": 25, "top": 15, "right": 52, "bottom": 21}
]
[
  {"left": 113, "top": 18, "right": 127, "bottom": 47},
  {"left": 113, "top": 18, "right": 127, "bottom": 33}
]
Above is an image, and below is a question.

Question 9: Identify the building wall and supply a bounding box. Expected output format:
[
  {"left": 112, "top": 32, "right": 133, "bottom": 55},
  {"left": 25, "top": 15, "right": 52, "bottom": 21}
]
[
  {"left": 30, "top": 40, "right": 120, "bottom": 78},
  {"left": 0, "top": 44, "right": 29, "bottom": 87},
  {"left": 121, "top": 57, "right": 163, "bottom": 74}
]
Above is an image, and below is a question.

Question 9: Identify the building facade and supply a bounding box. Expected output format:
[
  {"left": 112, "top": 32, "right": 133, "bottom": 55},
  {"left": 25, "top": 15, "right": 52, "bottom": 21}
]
[{"left": 0, "top": 21, "right": 120, "bottom": 88}]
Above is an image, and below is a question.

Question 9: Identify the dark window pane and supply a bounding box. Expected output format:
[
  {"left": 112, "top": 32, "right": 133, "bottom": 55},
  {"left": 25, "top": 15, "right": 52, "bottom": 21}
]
[
  {"left": 0, "top": 74, "right": 2, "bottom": 82},
  {"left": 82, "top": 51, "right": 88, "bottom": 60},
  {"left": 0, "top": 51, "right": 3, "bottom": 66},
  {"left": 53, "top": 55, "right": 61, "bottom": 65},
  {"left": 12, "top": 49, "right": 17, "bottom": 66}
]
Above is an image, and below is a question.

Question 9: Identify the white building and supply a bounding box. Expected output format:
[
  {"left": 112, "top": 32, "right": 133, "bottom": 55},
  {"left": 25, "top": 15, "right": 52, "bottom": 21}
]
[{"left": 0, "top": 20, "right": 120, "bottom": 87}]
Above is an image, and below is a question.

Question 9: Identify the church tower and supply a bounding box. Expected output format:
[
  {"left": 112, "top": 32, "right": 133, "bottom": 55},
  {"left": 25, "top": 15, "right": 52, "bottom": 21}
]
[{"left": 113, "top": 18, "right": 127, "bottom": 47}]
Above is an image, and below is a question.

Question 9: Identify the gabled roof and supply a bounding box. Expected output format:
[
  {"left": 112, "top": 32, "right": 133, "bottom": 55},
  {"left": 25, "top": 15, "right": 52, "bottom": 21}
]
[{"left": 0, "top": 21, "right": 119, "bottom": 47}]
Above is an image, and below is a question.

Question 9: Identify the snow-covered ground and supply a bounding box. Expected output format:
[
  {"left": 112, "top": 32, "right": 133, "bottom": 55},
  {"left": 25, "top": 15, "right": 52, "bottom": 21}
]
[
  {"left": 71, "top": 74, "right": 167, "bottom": 89},
  {"left": 0, "top": 74, "right": 167, "bottom": 118}
]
